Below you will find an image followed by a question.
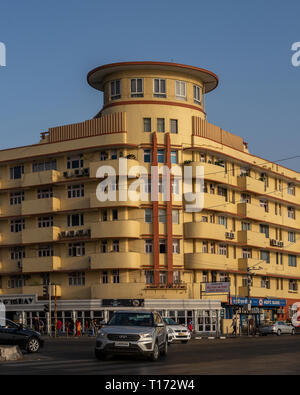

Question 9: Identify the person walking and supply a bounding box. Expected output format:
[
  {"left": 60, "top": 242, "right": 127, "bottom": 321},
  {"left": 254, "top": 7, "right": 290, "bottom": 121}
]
[
  {"left": 33, "top": 316, "right": 40, "bottom": 332},
  {"left": 231, "top": 317, "right": 237, "bottom": 336},
  {"left": 75, "top": 320, "right": 81, "bottom": 336}
]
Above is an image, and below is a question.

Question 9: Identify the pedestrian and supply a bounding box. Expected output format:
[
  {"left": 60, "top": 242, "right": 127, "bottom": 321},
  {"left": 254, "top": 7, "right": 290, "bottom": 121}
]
[
  {"left": 39, "top": 319, "right": 45, "bottom": 335},
  {"left": 188, "top": 320, "right": 193, "bottom": 333},
  {"left": 66, "top": 320, "right": 71, "bottom": 336},
  {"left": 57, "top": 319, "right": 62, "bottom": 334},
  {"left": 231, "top": 317, "right": 237, "bottom": 336},
  {"left": 33, "top": 316, "right": 40, "bottom": 332},
  {"left": 76, "top": 320, "right": 81, "bottom": 336}
]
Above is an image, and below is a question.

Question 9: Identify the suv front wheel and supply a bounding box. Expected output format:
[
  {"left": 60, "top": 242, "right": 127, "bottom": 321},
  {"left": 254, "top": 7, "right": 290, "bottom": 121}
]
[
  {"left": 160, "top": 340, "right": 168, "bottom": 357},
  {"left": 150, "top": 342, "right": 160, "bottom": 362},
  {"left": 26, "top": 337, "right": 40, "bottom": 353}
]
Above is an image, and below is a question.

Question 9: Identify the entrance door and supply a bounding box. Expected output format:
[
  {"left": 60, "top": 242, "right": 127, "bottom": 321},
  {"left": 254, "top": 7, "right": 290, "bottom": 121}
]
[{"left": 197, "top": 310, "right": 217, "bottom": 333}]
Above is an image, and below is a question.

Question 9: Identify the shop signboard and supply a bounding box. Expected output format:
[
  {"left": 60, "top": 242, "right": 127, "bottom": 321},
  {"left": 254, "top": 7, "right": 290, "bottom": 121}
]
[
  {"left": 102, "top": 299, "right": 145, "bottom": 307},
  {"left": 205, "top": 282, "right": 230, "bottom": 293},
  {"left": 230, "top": 297, "right": 286, "bottom": 307}
]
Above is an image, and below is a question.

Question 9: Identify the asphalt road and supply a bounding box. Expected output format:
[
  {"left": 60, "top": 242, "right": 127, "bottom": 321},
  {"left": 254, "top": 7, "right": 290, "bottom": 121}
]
[{"left": 1, "top": 335, "right": 300, "bottom": 375}]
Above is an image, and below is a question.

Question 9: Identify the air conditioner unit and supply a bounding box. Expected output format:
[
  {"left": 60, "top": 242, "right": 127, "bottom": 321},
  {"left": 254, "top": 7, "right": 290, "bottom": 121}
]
[{"left": 278, "top": 242, "right": 284, "bottom": 247}]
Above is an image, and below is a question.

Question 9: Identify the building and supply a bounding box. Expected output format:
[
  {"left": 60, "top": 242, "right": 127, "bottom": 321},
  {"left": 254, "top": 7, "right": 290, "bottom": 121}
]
[{"left": 0, "top": 61, "right": 299, "bottom": 334}]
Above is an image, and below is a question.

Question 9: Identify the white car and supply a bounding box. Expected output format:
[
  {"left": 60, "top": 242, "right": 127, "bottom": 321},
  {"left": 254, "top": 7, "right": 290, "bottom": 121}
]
[{"left": 163, "top": 318, "right": 191, "bottom": 344}]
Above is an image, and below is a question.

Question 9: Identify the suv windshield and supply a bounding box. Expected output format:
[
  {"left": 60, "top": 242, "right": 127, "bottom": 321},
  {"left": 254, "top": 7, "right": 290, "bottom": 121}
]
[
  {"left": 108, "top": 312, "right": 154, "bottom": 327},
  {"left": 163, "top": 318, "right": 177, "bottom": 325}
]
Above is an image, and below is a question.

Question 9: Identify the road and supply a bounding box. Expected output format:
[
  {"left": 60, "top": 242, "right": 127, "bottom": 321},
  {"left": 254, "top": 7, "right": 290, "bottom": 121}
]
[{"left": 1, "top": 335, "right": 300, "bottom": 375}]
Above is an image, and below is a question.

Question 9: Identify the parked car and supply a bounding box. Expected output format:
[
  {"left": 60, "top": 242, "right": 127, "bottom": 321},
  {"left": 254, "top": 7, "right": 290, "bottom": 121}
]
[
  {"left": 259, "top": 321, "right": 295, "bottom": 336},
  {"left": 95, "top": 310, "right": 168, "bottom": 361},
  {"left": 0, "top": 319, "right": 44, "bottom": 352},
  {"left": 163, "top": 318, "right": 191, "bottom": 344}
]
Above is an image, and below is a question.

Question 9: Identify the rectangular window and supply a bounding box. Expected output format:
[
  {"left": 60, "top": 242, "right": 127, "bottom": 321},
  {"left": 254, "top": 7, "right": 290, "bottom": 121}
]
[
  {"left": 157, "top": 118, "right": 165, "bottom": 132},
  {"left": 193, "top": 85, "right": 202, "bottom": 104},
  {"left": 288, "top": 231, "right": 296, "bottom": 243},
  {"left": 289, "top": 279, "right": 298, "bottom": 292},
  {"left": 260, "top": 250, "right": 270, "bottom": 263},
  {"left": 10, "top": 247, "right": 25, "bottom": 260},
  {"left": 100, "top": 151, "right": 109, "bottom": 161},
  {"left": 38, "top": 216, "right": 53, "bottom": 228},
  {"left": 37, "top": 188, "right": 53, "bottom": 199},
  {"left": 153, "top": 78, "right": 166, "bottom": 98},
  {"left": 219, "top": 243, "right": 227, "bottom": 255},
  {"left": 171, "top": 150, "right": 178, "bottom": 164},
  {"left": 68, "top": 272, "right": 85, "bottom": 286},
  {"left": 287, "top": 183, "right": 295, "bottom": 195},
  {"left": 241, "top": 193, "right": 251, "bottom": 204},
  {"left": 242, "top": 248, "right": 252, "bottom": 259},
  {"left": 170, "top": 119, "right": 178, "bottom": 134},
  {"left": 110, "top": 150, "right": 118, "bottom": 160},
  {"left": 67, "top": 184, "right": 84, "bottom": 198},
  {"left": 288, "top": 207, "right": 295, "bottom": 219},
  {"left": 7, "top": 275, "right": 26, "bottom": 289},
  {"left": 10, "top": 219, "right": 25, "bottom": 233},
  {"left": 112, "top": 209, "right": 118, "bottom": 221},
  {"left": 175, "top": 80, "right": 186, "bottom": 100},
  {"left": 102, "top": 210, "right": 108, "bottom": 222},
  {"left": 172, "top": 239, "right": 180, "bottom": 254},
  {"left": 131, "top": 78, "right": 143, "bottom": 97},
  {"left": 143, "top": 118, "right": 151, "bottom": 132},
  {"left": 10, "top": 191, "right": 24, "bottom": 205},
  {"left": 159, "top": 239, "right": 166, "bottom": 253},
  {"left": 33, "top": 159, "right": 56, "bottom": 172},
  {"left": 10, "top": 165, "right": 24, "bottom": 180},
  {"left": 172, "top": 209, "right": 179, "bottom": 224},
  {"left": 261, "top": 276, "right": 270, "bottom": 289},
  {"left": 68, "top": 242, "right": 85, "bottom": 257},
  {"left": 112, "top": 269, "right": 119, "bottom": 283},
  {"left": 158, "top": 209, "right": 166, "bottom": 223},
  {"left": 218, "top": 216, "right": 228, "bottom": 229},
  {"left": 67, "top": 155, "right": 83, "bottom": 170},
  {"left": 102, "top": 271, "right": 108, "bottom": 284},
  {"left": 144, "top": 208, "right": 153, "bottom": 223},
  {"left": 101, "top": 240, "right": 108, "bottom": 253},
  {"left": 38, "top": 245, "right": 53, "bottom": 257},
  {"left": 112, "top": 240, "right": 119, "bottom": 252},
  {"left": 202, "top": 241, "right": 208, "bottom": 253},
  {"left": 111, "top": 79, "right": 121, "bottom": 100},
  {"left": 145, "top": 270, "right": 154, "bottom": 284},
  {"left": 145, "top": 239, "right": 153, "bottom": 253},
  {"left": 67, "top": 214, "right": 84, "bottom": 227},
  {"left": 157, "top": 150, "right": 165, "bottom": 163},
  {"left": 288, "top": 255, "right": 297, "bottom": 267},
  {"left": 143, "top": 149, "right": 152, "bottom": 163},
  {"left": 159, "top": 271, "right": 167, "bottom": 284},
  {"left": 260, "top": 224, "right": 269, "bottom": 238}
]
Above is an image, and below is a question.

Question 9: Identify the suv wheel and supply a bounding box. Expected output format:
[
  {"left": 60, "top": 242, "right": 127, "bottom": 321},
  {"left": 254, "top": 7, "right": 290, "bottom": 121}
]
[
  {"left": 95, "top": 350, "right": 107, "bottom": 360},
  {"left": 26, "top": 337, "right": 40, "bottom": 353},
  {"left": 150, "top": 342, "right": 160, "bottom": 362},
  {"left": 291, "top": 329, "right": 295, "bottom": 335},
  {"left": 160, "top": 340, "right": 168, "bottom": 357},
  {"left": 277, "top": 329, "right": 281, "bottom": 336}
]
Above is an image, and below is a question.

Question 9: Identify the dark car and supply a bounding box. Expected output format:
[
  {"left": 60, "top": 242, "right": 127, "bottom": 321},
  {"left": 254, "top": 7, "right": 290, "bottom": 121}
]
[{"left": 0, "top": 319, "right": 44, "bottom": 353}]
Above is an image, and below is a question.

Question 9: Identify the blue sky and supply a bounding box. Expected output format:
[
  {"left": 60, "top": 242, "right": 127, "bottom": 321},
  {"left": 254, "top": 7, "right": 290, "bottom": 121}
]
[{"left": 0, "top": 0, "right": 299, "bottom": 171}]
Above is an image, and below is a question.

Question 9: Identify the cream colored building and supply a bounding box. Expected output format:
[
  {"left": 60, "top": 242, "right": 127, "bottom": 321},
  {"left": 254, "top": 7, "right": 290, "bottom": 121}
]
[{"left": 0, "top": 61, "right": 299, "bottom": 333}]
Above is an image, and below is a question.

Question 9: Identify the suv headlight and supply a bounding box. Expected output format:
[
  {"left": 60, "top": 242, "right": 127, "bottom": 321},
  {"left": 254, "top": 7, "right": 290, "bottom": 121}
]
[
  {"left": 98, "top": 331, "right": 107, "bottom": 338},
  {"left": 167, "top": 328, "right": 174, "bottom": 334},
  {"left": 140, "top": 332, "right": 153, "bottom": 340}
]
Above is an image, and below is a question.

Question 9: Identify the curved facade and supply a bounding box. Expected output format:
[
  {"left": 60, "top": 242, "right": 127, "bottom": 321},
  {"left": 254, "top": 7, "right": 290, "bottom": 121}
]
[{"left": 0, "top": 61, "right": 299, "bottom": 332}]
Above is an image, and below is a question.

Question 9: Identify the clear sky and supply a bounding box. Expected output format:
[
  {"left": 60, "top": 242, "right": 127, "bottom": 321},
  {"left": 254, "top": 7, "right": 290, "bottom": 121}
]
[{"left": 0, "top": 0, "right": 299, "bottom": 171}]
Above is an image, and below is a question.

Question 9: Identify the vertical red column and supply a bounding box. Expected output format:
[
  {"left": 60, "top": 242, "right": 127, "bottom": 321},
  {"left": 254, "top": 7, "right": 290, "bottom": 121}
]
[
  {"left": 152, "top": 132, "right": 160, "bottom": 286},
  {"left": 166, "top": 133, "right": 173, "bottom": 285}
]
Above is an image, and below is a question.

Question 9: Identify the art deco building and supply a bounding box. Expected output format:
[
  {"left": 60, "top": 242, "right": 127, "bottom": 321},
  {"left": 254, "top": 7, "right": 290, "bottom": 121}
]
[{"left": 0, "top": 61, "right": 299, "bottom": 332}]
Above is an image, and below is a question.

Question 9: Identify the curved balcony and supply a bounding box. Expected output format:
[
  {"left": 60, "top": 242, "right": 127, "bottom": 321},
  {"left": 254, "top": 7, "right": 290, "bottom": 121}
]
[
  {"left": 237, "top": 176, "right": 265, "bottom": 195},
  {"left": 90, "top": 252, "right": 141, "bottom": 270},
  {"left": 237, "top": 230, "right": 268, "bottom": 249},
  {"left": 22, "top": 198, "right": 60, "bottom": 216},
  {"left": 22, "top": 256, "right": 61, "bottom": 273},
  {"left": 90, "top": 158, "right": 140, "bottom": 178},
  {"left": 91, "top": 220, "right": 140, "bottom": 239},
  {"left": 22, "top": 226, "right": 61, "bottom": 244},
  {"left": 184, "top": 222, "right": 225, "bottom": 240},
  {"left": 22, "top": 170, "right": 60, "bottom": 187},
  {"left": 90, "top": 193, "right": 140, "bottom": 209},
  {"left": 187, "top": 162, "right": 229, "bottom": 184},
  {"left": 237, "top": 202, "right": 267, "bottom": 222},
  {"left": 185, "top": 252, "right": 235, "bottom": 271}
]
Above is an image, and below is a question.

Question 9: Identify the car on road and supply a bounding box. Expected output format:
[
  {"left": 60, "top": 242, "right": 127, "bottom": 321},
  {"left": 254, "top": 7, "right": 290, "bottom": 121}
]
[
  {"left": 163, "top": 318, "right": 191, "bottom": 344},
  {"left": 0, "top": 319, "right": 44, "bottom": 353},
  {"left": 259, "top": 321, "right": 295, "bottom": 336},
  {"left": 95, "top": 310, "right": 168, "bottom": 361}
]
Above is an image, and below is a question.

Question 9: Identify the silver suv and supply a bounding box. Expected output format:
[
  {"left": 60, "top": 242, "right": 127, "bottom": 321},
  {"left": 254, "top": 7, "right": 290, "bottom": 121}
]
[
  {"left": 95, "top": 311, "right": 168, "bottom": 361},
  {"left": 259, "top": 321, "right": 296, "bottom": 336}
]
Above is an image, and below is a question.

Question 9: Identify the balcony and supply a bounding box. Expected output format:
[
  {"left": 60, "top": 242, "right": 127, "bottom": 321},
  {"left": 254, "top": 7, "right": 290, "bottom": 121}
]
[
  {"left": 237, "top": 230, "right": 268, "bottom": 248},
  {"left": 22, "top": 170, "right": 61, "bottom": 187},
  {"left": 0, "top": 205, "right": 22, "bottom": 218},
  {"left": 90, "top": 193, "right": 140, "bottom": 209},
  {"left": 90, "top": 220, "right": 140, "bottom": 239},
  {"left": 0, "top": 232, "right": 22, "bottom": 246},
  {"left": 237, "top": 176, "right": 265, "bottom": 195},
  {"left": 237, "top": 202, "right": 267, "bottom": 222},
  {"left": 0, "top": 261, "right": 22, "bottom": 275},
  {"left": 60, "top": 197, "right": 90, "bottom": 211},
  {"left": 89, "top": 158, "right": 140, "bottom": 178},
  {"left": 185, "top": 253, "right": 234, "bottom": 271},
  {"left": 22, "top": 284, "right": 61, "bottom": 298},
  {"left": 90, "top": 252, "right": 141, "bottom": 270},
  {"left": 202, "top": 194, "right": 236, "bottom": 215},
  {"left": 21, "top": 256, "right": 61, "bottom": 273},
  {"left": 184, "top": 222, "right": 225, "bottom": 240},
  {"left": 187, "top": 162, "right": 229, "bottom": 184},
  {"left": 22, "top": 226, "right": 60, "bottom": 244},
  {"left": 22, "top": 197, "right": 61, "bottom": 216}
]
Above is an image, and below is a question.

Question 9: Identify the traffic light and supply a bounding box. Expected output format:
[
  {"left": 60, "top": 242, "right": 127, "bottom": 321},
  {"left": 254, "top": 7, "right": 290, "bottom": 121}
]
[
  {"left": 43, "top": 285, "right": 49, "bottom": 297},
  {"left": 43, "top": 304, "right": 49, "bottom": 313}
]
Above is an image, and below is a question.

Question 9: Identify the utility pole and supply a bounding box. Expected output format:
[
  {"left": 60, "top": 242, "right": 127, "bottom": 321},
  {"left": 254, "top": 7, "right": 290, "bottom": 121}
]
[
  {"left": 49, "top": 282, "right": 52, "bottom": 337},
  {"left": 54, "top": 284, "right": 57, "bottom": 338}
]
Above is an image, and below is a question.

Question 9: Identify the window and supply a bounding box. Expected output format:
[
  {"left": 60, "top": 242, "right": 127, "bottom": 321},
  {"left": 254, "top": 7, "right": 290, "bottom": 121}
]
[
  {"left": 172, "top": 239, "right": 180, "bottom": 254},
  {"left": 159, "top": 271, "right": 167, "bottom": 284},
  {"left": 68, "top": 242, "right": 85, "bottom": 257},
  {"left": 112, "top": 270, "right": 119, "bottom": 283},
  {"left": 38, "top": 245, "right": 53, "bottom": 257},
  {"left": 175, "top": 80, "right": 186, "bottom": 100},
  {"left": 38, "top": 216, "right": 53, "bottom": 228},
  {"left": 157, "top": 150, "right": 165, "bottom": 163},
  {"left": 171, "top": 150, "right": 178, "bottom": 164},
  {"left": 112, "top": 209, "right": 118, "bottom": 221},
  {"left": 69, "top": 272, "right": 85, "bottom": 286},
  {"left": 10, "top": 191, "right": 24, "bottom": 205},
  {"left": 67, "top": 184, "right": 84, "bottom": 198},
  {"left": 242, "top": 222, "right": 251, "bottom": 231},
  {"left": 67, "top": 154, "right": 83, "bottom": 170},
  {"left": 218, "top": 187, "right": 228, "bottom": 201},
  {"left": 37, "top": 188, "right": 53, "bottom": 199},
  {"left": 172, "top": 178, "right": 180, "bottom": 195},
  {"left": 202, "top": 271, "right": 208, "bottom": 283},
  {"left": 260, "top": 224, "right": 269, "bottom": 238},
  {"left": 193, "top": 85, "right": 201, "bottom": 104},
  {"left": 241, "top": 193, "right": 251, "bottom": 203},
  {"left": 144, "top": 208, "right": 152, "bottom": 223},
  {"left": 33, "top": 159, "right": 56, "bottom": 172},
  {"left": 260, "top": 250, "right": 270, "bottom": 263},
  {"left": 259, "top": 199, "right": 269, "bottom": 212},
  {"left": 289, "top": 279, "right": 298, "bottom": 292},
  {"left": 288, "top": 232, "right": 296, "bottom": 243},
  {"left": 242, "top": 248, "right": 252, "bottom": 259},
  {"left": 102, "top": 210, "right": 108, "bottom": 222},
  {"left": 10, "top": 165, "right": 24, "bottom": 180},
  {"left": 240, "top": 167, "right": 250, "bottom": 177},
  {"left": 110, "top": 150, "right": 118, "bottom": 160},
  {"left": 172, "top": 209, "right": 179, "bottom": 224},
  {"left": 202, "top": 241, "right": 208, "bottom": 253},
  {"left": 261, "top": 276, "right": 270, "bottom": 289},
  {"left": 143, "top": 149, "right": 152, "bottom": 163},
  {"left": 101, "top": 240, "right": 108, "bottom": 253},
  {"left": 112, "top": 240, "right": 119, "bottom": 252},
  {"left": 100, "top": 151, "right": 109, "bottom": 161},
  {"left": 10, "top": 247, "right": 25, "bottom": 260},
  {"left": 219, "top": 243, "right": 227, "bottom": 256},
  {"left": 145, "top": 239, "right": 153, "bottom": 253},
  {"left": 159, "top": 209, "right": 166, "bottom": 223},
  {"left": 219, "top": 272, "right": 229, "bottom": 282},
  {"left": 8, "top": 275, "right": 26, "bottom": 289},
  {"left": 288, "top": 255, "right": 297, "bottom": 267},
  {"left": 67, "top": 214, "right": 84, "bottom": 227},
  {"left": 143, "top": 118, "right": 151, "bottom": 132},
  {"left": 111, "top": 79, "right": 121, "bottom": 100},
  {"left": 173, "top": 271, "right": 181, "bottom": 284},
  {"left": 287, "top": 183, "right": 295, "bottom": 195},
  {"left": 102, "top": 271, "right": 108, "bottom": 284},
  {"left": 131, "top": 78, "right": 143, "bottom": 97},
  {"left": 159, "top": 239, "right": 166, "bottom": 253},
  {"left": 145, "top": 270, "right": 154, "bottom": 284},
  {"left": 157, "top": 118, "right": 165, "bottom": 133},
  {"left": 288, "top": 207, "right": 295, "bottom": 219},
  {"left": 218, "top": 216, "right": 228, "bottom": 229},
  {"left": 153, "top": 78, "right": 166, "bottom": 98},
  {"left": 10, "top": 219, "right": 25, "bottom": 233},
  {"left": 170, "top": 119, "right": 178, "bottom": 134}
]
